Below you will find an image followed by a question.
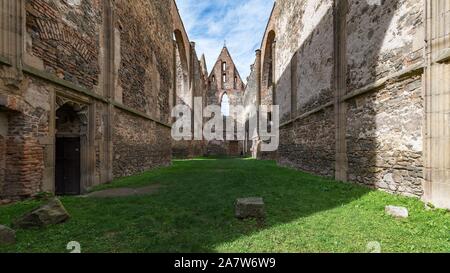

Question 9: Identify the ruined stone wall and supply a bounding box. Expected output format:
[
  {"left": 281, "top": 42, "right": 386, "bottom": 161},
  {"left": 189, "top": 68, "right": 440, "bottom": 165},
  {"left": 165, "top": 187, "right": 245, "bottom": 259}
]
[
  {"left": 113, "top": 108, "right": 171, "bottom": 177},
  {"left": 208, "top": 47, "right": 244, "bottom": 109},
  {"left": 25, "top": 0, "right": 102, "bottom": 91},
  {"left": 243, "top": 65, "right": 257, "bottom": 111},
  {"left": 279, "top": 107, "right": 336, "bottom": 177},
  {"left": 115, "top": 0, "right": 172, "bottom": 121},
  {"left": 346, "top": 0, "right": 424, "bottom": 91},
  {"left": 273, "top": 0, "right": 336, "bottom": 175},
  {"left": 345, "top": 0, "right": 424, "bottom": 196},
  {"left": 171, "top": 44, "right": 209, "bottom": 159},
  {"left": 205, "top": 47, "right": 245, "bottom": 156},
  {"left": 0, "top": 0, "right": 182, "bottom": 201},
  {"left": 190, "top": 47, "right": 207, "bottom": 157},
  {"left": 0, "top": 76, "right": 52, "bottom": 200},
  {"left": 346, "top": 75, "right": 423, "bottom": 197},
  {"left": 112, "top": 0, "right": 174, "bottom": 176},
  {"left": 247, "top": 0, "right": 426, "bottom": 198}
]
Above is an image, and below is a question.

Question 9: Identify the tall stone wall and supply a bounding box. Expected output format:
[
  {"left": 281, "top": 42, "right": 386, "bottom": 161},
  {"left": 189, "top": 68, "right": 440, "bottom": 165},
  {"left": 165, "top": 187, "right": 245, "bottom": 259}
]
[
  {"left": 344, "top": 0, "right": 425, "bottom": 196},
  {"left": 346, "top": 75, "right": 424, "bottom": 197},
  {"left": 113, "top": 108, "right": 171, "bottom": 177},
  {"left": 0, "top": 0, "right": 188, "bottom": 201},
  {"left": 116, "top": 0, "right": 172, "bottom": 121},
  {"left": 25, "top": 0, "right": 102, "bottom": 90},
  {"left": 245, "top": 0, "right": 428, "bottom": 199},
  {"left": 112, "top": 0, "right": 173, "bottom": 177},
  {"left": 274, "top": 0, "right": 336, "bottom": 176}
]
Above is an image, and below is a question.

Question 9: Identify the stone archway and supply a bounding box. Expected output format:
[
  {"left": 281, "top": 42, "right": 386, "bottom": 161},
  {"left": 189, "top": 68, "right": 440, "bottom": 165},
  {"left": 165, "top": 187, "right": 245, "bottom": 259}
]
[{"left": 55, "top": 96, "right": 89, "bottom": 195}]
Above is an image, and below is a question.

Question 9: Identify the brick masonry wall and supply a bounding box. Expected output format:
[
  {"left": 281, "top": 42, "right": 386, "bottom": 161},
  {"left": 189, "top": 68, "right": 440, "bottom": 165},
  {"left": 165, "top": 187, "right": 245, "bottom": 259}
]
[
  {"left": 1, "top": 0, "right": 182, "bottom": 200},
  {"left": 25, "top": 0, "right": 102, "bottom": 90},
  {"left": 172, "top": 46, "right": 208, "bottom": 159},
  {"left": 113, "top": 108, "right": 171, "bottom": 178},
  {"left": 0, "top": 77, "right": 51, "bottom": 200},
  {"left": 115, "top": 0, "right": 172, "bottom": 122}
]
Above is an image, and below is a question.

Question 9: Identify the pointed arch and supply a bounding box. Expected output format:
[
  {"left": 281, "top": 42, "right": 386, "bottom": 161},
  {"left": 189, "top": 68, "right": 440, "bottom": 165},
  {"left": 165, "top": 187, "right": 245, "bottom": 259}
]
[{"left": 262, "top": 30, "right": 276, "bottom": 95}]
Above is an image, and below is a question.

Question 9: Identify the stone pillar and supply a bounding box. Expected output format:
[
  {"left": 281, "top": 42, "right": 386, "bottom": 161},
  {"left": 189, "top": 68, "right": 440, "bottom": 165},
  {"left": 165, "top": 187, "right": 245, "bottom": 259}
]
[
  {"left": 333, "top": 0, "right": 348, "bottom": 181},
  {"left": 255, "top": 50, "right": 262, "bottom": 108},
  {"left": 102, "top": 0, "right": 115, "bottom": 183},
  {"left": 254, "top": 49, "right": 262, "bottom": 158},
  {"left": 423, "top": 0, "right": 450, "bottom": 209}
]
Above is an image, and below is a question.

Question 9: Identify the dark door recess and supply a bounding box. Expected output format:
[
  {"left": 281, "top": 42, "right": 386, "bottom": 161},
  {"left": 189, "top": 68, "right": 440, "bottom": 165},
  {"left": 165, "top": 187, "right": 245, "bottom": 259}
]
[{"left": 55, "top": 137, "right": 81, "bottom": 195}]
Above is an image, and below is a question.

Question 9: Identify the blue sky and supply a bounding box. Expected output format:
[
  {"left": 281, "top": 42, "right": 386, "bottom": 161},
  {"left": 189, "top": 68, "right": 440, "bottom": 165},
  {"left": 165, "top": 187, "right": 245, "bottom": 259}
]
[{"left": 177, "top": 0, "right": 275, "bottom": 81}]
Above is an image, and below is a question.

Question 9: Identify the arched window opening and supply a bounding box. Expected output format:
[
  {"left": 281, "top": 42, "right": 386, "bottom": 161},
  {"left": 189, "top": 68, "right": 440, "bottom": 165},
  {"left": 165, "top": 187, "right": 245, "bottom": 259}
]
[
  {"left": 221, "top": 93, "right": 230, "bottom": 117},
  {"left": 234, "top": 76, "right": 238, "bottom": 89},
  {"left": 222, "top": 62, "right": 227, "bottom": 71},
  {"left": 263, "top": 30, "right": 276, "bottom": 89},
  {"left": 222, "top": 74, "right": 227, "bottom": 83}
]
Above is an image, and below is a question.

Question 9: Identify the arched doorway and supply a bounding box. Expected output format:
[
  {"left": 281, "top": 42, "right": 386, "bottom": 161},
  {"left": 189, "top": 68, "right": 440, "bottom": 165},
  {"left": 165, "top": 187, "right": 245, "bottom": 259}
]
[{"left": 55, "top": 100, "right": 87, "bottom": 195}]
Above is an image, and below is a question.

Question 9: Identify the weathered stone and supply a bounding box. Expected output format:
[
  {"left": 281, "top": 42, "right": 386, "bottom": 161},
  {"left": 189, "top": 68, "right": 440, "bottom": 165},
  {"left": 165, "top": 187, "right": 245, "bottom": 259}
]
[
  {"left": 0, "top": 225, "right": 16, "bottom": 245},
  {"left": 385, "top": 206, "right": 409, "bottom": 219},
  {"left": 1, "top": 0, "right": 180, "bottom": 200},
  {"left": 13, "top": 198, "right": 70, "bottom": 228},
  {"left": 235, "top": 197, "right": 266, "bottom": 220}
]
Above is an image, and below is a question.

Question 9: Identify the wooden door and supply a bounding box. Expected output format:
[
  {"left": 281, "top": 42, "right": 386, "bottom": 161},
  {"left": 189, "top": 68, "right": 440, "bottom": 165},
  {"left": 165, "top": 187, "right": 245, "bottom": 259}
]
[{"left": 56, "top": 137, "right": 81, "bottom": 195}]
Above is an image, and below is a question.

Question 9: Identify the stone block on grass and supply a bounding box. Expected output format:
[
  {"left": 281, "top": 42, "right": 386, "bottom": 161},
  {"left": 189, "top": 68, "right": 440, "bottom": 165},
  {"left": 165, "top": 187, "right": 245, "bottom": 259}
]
[
  {"left": 235, "top": 197, "right": 265, "bottom": 220},
  {"left": 0, "top": 225, "right": 16, "bottom": 245},
  {"left": 385, "top": 205, "right": 409, "bottom": 219},
  {"left": 13, "top": 197, "right": 70, "bottom": 229}
]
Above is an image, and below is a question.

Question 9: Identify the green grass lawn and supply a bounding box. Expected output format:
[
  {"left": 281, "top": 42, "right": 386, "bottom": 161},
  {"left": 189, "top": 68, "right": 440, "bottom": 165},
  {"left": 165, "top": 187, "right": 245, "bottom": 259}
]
[{"left": 0, "top": 158, "right": 449, "bottom": 253}]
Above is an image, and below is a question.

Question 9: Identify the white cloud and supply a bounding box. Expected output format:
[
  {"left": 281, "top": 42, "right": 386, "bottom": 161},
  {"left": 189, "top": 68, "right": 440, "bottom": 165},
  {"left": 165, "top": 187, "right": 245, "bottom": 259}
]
[{"left": 176, "top": 0, "right": 274, "bottom": 81}]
